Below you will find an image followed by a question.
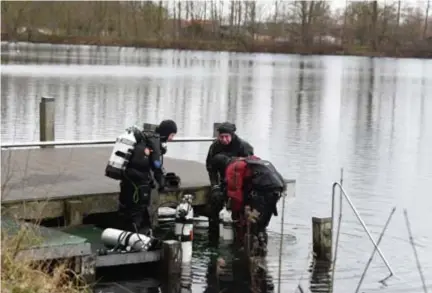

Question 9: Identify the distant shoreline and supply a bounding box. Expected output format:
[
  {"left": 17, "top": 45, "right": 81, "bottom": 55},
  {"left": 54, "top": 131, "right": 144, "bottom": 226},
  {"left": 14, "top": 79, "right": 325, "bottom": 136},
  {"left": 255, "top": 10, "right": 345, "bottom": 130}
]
[{"left": 2, "top": 34, "right": 431, "bottom": 59}]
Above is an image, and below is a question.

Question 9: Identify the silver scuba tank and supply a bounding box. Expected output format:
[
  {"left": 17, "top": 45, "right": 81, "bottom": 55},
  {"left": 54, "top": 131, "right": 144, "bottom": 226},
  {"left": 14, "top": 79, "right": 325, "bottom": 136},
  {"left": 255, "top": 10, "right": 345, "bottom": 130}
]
[
  {"left": 105, "top": 125, "right": 142, "bottom": 180},
  {"left": 175, "top": 194, "right": 194, "bottom": 264},
  {"left": 100, "top": 228, "right": 154, "bottom": 251},
  {"left": 219, "top": 206, "right": 234, "bottom": 242}
]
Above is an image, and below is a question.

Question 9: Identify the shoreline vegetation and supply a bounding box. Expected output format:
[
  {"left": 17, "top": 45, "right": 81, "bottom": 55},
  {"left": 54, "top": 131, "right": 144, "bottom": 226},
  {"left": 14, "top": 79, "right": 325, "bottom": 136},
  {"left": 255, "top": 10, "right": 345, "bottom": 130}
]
[
  {"left": 1, "top": 219, "right": 89, "bottom": 293},
  {"left": 1, "top": 1, "right": 431, "bottom": 59},
  {"left": 2, "top": 33, "right": 432, "bottom": 59}
]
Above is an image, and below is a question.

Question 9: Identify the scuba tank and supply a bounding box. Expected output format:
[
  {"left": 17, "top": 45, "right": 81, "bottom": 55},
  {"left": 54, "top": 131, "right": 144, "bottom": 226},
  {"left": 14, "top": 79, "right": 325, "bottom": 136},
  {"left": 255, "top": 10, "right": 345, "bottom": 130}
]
[
  {"left": 175, "top": 194, "right": 194, "bottom": 264},
  {"left": 100, "top": 228, "right": 158, "bottom": 252},
  {"left": 105, "top": 125, "right": 143, "bottom": 180},
  {"left": 219, "top": 206, "right": 234, "bottom": 242}
]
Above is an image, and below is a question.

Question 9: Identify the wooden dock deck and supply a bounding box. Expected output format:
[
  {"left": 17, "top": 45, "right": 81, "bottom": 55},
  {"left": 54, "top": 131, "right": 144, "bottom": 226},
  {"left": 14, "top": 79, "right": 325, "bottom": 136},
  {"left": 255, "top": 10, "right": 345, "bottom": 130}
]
[
  {"left": 1, "top": 146, "right": 296, "bottom": 222},
  {"left": 1, "top": 147, "right": 212, "bottom": 221}
]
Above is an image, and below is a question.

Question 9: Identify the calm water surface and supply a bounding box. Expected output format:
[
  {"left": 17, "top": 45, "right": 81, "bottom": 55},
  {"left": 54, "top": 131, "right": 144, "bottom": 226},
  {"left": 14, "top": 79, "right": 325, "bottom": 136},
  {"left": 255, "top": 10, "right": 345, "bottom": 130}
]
[{"left": 1, "top": 42, "right": 432, "bottom": 293}]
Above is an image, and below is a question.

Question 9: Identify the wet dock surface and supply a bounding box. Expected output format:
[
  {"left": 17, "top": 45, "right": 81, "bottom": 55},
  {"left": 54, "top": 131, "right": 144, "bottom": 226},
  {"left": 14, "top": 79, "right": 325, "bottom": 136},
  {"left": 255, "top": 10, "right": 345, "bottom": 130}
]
[{"left": 1, "top": 147, "right": 210, "bottom": 203}]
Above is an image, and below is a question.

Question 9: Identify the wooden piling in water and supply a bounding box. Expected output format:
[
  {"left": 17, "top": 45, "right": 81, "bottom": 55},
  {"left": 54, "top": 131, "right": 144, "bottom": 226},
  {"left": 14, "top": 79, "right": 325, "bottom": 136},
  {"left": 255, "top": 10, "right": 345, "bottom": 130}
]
[
  {"left": 312, "top": 217, "right": 333, "bottom": 262},
  {"left": 39, "top": 97, "right": 55, "bottom": 147},
  {"left": 161, "top": 240, "right": 182, "bottom": 279}
]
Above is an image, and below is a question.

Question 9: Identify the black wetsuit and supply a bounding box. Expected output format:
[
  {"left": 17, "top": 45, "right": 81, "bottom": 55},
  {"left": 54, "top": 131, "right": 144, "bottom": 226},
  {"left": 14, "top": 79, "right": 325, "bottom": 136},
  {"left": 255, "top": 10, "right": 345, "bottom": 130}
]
[
  {"left": 118, "top": 132, "right": 165, "bottom": 234},
  {"left": 206, "top": 134, "right": 254, "bottom": 186}
]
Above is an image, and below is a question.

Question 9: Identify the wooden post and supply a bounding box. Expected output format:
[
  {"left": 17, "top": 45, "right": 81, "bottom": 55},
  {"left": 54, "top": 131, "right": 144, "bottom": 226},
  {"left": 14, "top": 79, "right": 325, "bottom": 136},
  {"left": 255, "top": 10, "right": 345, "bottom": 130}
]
[
  {"left": 161, "top": 240, "right": 182, "bottom": 280},
  {"left": 64, "top": 200, "right": 83, "bottom": 226},
  {"left": 312, "top": 217, "right": 332, "bottom": 262},
  {"left": 39, "top": 97, "right": 55, "bottom": 147},
  {"left": 79, "top": 255, "right": 96, "bottom": 284},
  {"left": 213, "top": 122, "right": 222, "bottom": 137}
]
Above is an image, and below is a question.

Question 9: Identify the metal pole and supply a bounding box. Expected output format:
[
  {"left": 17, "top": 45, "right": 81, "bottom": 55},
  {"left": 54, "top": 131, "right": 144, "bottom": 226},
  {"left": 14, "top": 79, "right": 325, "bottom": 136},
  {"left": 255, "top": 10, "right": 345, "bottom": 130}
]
[
  {"left": 331, "top": 182, "right": 394, "bottom": 275},
  {"left": 403, "top": 209, "right": 429, "bottom": 293},
  {"left": 355, "top": 207, "right": 396, "bottom": 293},
  {"left": 330, "top": 169, "right": 344, "bottom": 292},
  {"left": 277, "top": 192, "right": 287, "bottom": 293},
  {"left": 0, "top": 137, "right": 215, "bottom": 149}
]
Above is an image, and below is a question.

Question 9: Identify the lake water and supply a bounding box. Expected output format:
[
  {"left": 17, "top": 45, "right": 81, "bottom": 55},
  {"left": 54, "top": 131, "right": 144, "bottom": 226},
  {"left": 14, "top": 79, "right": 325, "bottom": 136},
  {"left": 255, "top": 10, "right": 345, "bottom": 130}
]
[{"left": 1, "top": 42, "right": 432, "bottom": 293}]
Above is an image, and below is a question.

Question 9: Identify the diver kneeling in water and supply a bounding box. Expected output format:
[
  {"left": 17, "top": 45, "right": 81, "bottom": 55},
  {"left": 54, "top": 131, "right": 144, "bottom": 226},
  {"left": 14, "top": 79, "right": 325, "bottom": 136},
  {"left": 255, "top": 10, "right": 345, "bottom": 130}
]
[{"left": 211, "top": 153, "right": 286, "bottom": 255}]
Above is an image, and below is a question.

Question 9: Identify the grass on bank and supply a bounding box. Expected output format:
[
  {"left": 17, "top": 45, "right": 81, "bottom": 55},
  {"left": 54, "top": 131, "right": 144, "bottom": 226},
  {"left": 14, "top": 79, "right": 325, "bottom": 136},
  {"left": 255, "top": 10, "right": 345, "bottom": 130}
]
[{"left": 1, "top": 218, "right": 90, "bottom": 293}]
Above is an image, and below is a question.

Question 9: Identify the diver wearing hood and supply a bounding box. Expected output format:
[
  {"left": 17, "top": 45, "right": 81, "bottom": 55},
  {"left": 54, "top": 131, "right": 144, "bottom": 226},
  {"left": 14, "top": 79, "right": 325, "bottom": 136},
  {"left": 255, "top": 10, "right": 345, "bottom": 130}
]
[
  {"left": 155, "top": 119, "right": 178, "bottom": 153},
  {"left": 119, "top": 119, "right": 177, "bottom": 235},
  {"left": 205, "top": 122, "right": 253, "bottom": 239},
  {"left": 205, "top": 122, "right": 254, "bottom": 187}
]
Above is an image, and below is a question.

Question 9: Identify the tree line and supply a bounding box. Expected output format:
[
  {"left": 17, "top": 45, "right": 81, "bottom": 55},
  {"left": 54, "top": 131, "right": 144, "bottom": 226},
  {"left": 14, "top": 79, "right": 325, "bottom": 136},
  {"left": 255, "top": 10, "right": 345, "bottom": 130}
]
[{"left": 1, "top": 1, "right": 431, "bottom": 57}]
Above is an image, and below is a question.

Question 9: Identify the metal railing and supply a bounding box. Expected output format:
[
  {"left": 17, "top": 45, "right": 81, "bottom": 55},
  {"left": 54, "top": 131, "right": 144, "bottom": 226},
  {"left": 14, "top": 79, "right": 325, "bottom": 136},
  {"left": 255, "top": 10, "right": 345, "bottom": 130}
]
[
  {"left": 0, "top": 137, "right": 215, "bottom": 149},
  {"left": 331, "top": 182, "right": 395, "bottom": 285}
]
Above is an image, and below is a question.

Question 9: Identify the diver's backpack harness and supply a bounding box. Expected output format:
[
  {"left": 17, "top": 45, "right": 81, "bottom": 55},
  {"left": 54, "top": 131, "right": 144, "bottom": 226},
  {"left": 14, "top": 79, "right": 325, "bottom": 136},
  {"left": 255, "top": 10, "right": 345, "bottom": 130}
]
[{"left": 225, "top": 156, "right": 285, "bottom": 213}]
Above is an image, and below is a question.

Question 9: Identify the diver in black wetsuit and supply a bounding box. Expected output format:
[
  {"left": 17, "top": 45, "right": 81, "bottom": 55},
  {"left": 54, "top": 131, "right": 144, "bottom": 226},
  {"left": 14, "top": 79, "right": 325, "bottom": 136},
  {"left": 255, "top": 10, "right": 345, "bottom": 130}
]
[
  {"left": 205, "top": 122, "right": 254, "bottom": 238},
  {"left": 206, "top": 122, "right": 254, "bottom": 186},
  {"left": 118, "top": 120, "right": 177, "bottom": 235}
]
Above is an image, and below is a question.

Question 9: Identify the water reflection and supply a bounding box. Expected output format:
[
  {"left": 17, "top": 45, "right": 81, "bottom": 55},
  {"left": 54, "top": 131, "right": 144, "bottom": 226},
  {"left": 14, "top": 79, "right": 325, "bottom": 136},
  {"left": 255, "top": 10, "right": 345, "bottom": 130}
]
[
  {"left": 309, "top": 259, "right": 331, "bottom": 293},
  {"left": 202, "top": 252, "right": 275, "bottom": 293},
  {"left": 2, "top": 43, "right": 432, "bottom": 292}
]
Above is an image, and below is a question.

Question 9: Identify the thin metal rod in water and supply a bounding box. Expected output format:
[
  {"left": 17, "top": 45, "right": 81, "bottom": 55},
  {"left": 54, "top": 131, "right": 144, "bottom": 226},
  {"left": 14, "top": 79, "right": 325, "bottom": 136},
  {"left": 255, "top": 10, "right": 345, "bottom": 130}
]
[
  {"left": 330, "top": 169, "right": 344, "bottom": 293},
  {"left": 354, "top": 207, "right": 396, "bottom": 293},
  {"left": 403, "top": 209, "right": 429, "bottom": 293},
  {"left": 277, "top": 192, "right": 287, "bottom": 293},
  {"left": 331, "top": 182, "right": 394, "bottom": 275},
  {"left": 330, "top": 168, "right": 343, "bottom": 292}
]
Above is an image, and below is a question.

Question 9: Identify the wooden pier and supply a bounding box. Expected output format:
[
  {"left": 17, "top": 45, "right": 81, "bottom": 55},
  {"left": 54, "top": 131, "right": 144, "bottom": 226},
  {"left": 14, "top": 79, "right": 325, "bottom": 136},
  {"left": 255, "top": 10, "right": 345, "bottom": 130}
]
[
  {"left": 1, "top": 146, "right": 214, "bottom": 222},
  {"left": 1, "top": 146, "right": 296, "bottom": 221},
  {"left": 1, "top": 145, "right": 296, "bottom": 281}
]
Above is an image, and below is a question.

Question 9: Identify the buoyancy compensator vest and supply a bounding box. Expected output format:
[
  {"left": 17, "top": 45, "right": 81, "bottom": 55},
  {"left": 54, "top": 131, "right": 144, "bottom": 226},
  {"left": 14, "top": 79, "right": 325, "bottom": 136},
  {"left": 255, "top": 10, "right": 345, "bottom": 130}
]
[{"left": 105, "top": 125, "right": 144, "bottom": 180}]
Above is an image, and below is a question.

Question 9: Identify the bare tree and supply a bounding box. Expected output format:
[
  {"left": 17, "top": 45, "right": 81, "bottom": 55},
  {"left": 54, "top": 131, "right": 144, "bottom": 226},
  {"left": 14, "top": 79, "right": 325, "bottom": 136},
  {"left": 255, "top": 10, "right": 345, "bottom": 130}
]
[
  {"left": 424, "top": 0, "right": 430, "bottom": 39},
  {"left": 1, "top": 0, "right": 430, "bottom": 57}
]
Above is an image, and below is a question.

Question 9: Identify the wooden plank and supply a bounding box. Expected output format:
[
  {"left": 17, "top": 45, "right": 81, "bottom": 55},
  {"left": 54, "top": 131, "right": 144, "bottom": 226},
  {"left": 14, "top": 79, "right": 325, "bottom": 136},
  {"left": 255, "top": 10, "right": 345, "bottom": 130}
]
[
  {"left": 1, "top": 185, "right": 211, "bottom": 220},
  {"left": 2, "top": 217, "right": 88, "bottom": 247},
  {"left": 1, "top": 180, "right": 295, "bottom": 221},
  {"left": 2, "top": 217, "right": 93, "bottom": 261},
  {"left": 96, "top": 250, "right": 161, "bottom": 268},
  {"left": 15, "top": 243, "right": 93, "bottom": 262}
]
